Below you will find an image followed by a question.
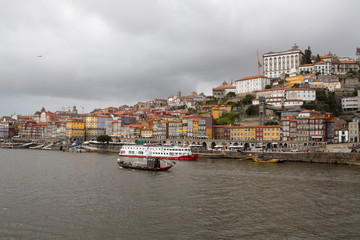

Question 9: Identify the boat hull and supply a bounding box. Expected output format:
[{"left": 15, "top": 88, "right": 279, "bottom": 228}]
[
  {"left": 117, "top": 162, "right": 172, "bottom": 171},
  {"left": 118, "top": 154, "right": 198, "bottom": 161},
  {"left": 253, "top": 158, "right": 284, "bottom": 163}
]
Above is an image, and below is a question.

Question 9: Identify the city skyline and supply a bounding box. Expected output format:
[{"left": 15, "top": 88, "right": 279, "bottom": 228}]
[{"left": 1, "top": 0, "right": 360, "bottom": 116}]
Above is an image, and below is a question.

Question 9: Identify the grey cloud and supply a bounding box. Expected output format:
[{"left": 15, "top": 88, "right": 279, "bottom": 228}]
[{"left": 1, "top": 0, "right": 360, "bottom": 116}]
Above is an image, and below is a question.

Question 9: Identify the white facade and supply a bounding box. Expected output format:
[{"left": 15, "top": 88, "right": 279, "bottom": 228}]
[
  {"left": 328, "top": 81, "right": 341, "bottom": 92},
  {"left": 335, "top": 129, "right": 349, "bottom": 143},
  {"left": 255, "top": 88, "right": 286, "bottom": 99},
  {"left": 252, "top": 99, "right": 303, "bottom": 109},
  {"left": 235, "top": 75, "right": 270, "bottom": 94},
  {"left": 314, "top": 61, "right": 331, "bottom": 75},
  {"left": 0, "top": 122, "right": 9, "bottom": 138},
  {"left": 286, "top": 89, "right": 316, "bottom": 101},
  {"left": 342, "top": 96, "right": 360, "bottom": 111},
  {"left": 263, "top": 44, "right": 302, "bottom": 78},
  {"left": 298, "top": 64, "right": 314, "bottom": 74},
  {"left": 254, "top": 88, "right": 315, "bottom": 103}
]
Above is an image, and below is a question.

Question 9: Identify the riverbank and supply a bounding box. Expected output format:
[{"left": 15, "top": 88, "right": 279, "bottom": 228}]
[
  {"left": 196, "top": 150, "right": 360, "bottom": 166},
  {"left": 1, "top": 142, "right": 360, "bottom": 166}
]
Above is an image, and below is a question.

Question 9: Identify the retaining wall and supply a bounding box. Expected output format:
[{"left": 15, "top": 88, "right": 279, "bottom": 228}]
[{"left": 197, "top": 151, "right": 360, "bottom": 166}]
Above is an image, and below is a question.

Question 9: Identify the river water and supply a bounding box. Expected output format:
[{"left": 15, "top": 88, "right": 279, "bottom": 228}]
[{"left": 0, "top": 149, "right": 359, "bottom": 240}]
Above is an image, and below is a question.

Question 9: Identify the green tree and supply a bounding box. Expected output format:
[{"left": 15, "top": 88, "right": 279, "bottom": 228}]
[
  {"left": 353, "top": 87, "right": 360, "bottom": 96},
  {"left": 97, "top": 135, "right": 111, "bottom": 144},
  {"left": 314, "top": 54, "right": 321, "bottom": 63},
  {"left": 303, "top": 90, "right": 342, "bottom": 116},
  {"left": 348, "top": 70, "right": 357, "bottom": 78},
  {"left": 214, "top": 112, "right": 238, "bottom": 125},
  {"left": 265, "top": 120, "right": 279, "bottom": 125},
  {"left": 226, "top": 91, "right": 236, "bottom": 98},
  {"left": 246, "top": 105, "right": 258, "bottom": 116},
  {"left": 265, "top": 85, "right": 271, "bottom": 89},
  {"left": 241, "top": 94, "right": 255, "bottom": 104},
  {"left": 301, "top": 46, "right": 312, "bottom": 64},
  {"left": 205, "top": 99, "right": 218, "bottom": 105}
]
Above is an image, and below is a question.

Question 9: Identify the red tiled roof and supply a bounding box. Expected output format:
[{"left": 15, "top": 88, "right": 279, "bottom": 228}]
[
  {"left": 298, "top": 64, "right": 314, "bottom": 67},
  {"left": 213, "top": 84, "right": 236, "bottom": 90},
  {"left": 264, "top": 48, "right": 301, "bottom": 55},
  {"left": 256, "top": 87, "right": 285, "bottom": 92},
  {"left": 320, "top": 55, "right": 332, "bottom": 59},
  {"left": 340, "top": 60, "right": 356, "bottom": 64},
  {"left": 286, "top": 88, "right": 314, "bottom": 91},
  {"left": 236, "top": 75, "right": 268, "bottom": 82}
]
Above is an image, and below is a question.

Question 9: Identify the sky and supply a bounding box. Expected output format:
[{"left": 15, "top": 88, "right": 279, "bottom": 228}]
[{"left": 1, "top": 0, "right": 359, "bottom": 116}]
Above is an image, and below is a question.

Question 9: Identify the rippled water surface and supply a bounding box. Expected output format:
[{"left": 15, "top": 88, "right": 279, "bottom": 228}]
[{"left": 0, "top": 149, "right": 359, "bottom": 239}]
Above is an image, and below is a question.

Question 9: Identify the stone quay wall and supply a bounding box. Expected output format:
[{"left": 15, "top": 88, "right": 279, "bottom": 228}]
[{"left": 196, "top": 151, "right": 360, "bottom": 166}]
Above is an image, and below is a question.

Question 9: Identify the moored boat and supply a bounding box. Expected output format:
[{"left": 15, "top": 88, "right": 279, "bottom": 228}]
[
  {"left": 252, "top": 157, "right": 284, "bottom": 163},
  {"left": 119, "top": 144, "right": 198, "bottom": 161},
  {"left": 117, "top": 157, "right": 173, "bottom": 171}
]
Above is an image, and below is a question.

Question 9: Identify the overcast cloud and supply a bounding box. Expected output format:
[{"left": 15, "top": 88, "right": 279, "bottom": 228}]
[{"left": 0, "top": 0, "right": 359, "bottom": 116}]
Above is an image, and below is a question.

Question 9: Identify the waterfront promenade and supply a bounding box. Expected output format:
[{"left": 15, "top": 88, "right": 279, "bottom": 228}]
[{"left": 1, "top": 140, "right": 360, "bottom": 166}]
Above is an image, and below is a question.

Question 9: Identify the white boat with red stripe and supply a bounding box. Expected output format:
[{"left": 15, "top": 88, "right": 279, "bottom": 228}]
[{"left": 119, "top": 144, "right": 198, "bottom": 161}]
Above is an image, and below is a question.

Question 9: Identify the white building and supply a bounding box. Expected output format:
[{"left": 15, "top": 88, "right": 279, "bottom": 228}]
[
  {"left": 235, "top": 75, "right": 270, "bottom": 94},
  {"left": 342, "top": 95, "right": 360, "bottom": 111},
  {"left": 252, "top": 98, "right": 303, "bottom": 109},
  {"left": 213, "top": 81, "right": 236, "bottom": 98},
  {"left": 263, "top": 44, "right": 302, "bottom": 78},
  {"left": 255, "top": 88, "right": 315, "bottom": 102},
  {"left": 298, "top": 64, "right": 314, "bottom": 74},
  {"left": 314, "top": 61, "right": 331, "bottom": 75},
  {"left": 253, "top": 88, "right": 315, "bottom": 109},
  {"left": 0, "top": 122, "right": 9, "bottom": 138},
  {"left": 335, "top": 129, "right": 349, "bottom": 143},
  {"left": 286, "top": 88, "right": 316, "bottom": 102},
  {"left": 328, "top": 81, "right": 341, "bottom": 92}
]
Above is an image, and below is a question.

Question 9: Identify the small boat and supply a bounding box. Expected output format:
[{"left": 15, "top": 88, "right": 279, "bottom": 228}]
[
  {"left": 242, "top": 156, "right": 259, "bottom": 161},
  {"left": 252, "top": 158, "right": 284, "bottom": 163},
  {"left": 117, "top": 157, "right": 173, "bottom": 171}
]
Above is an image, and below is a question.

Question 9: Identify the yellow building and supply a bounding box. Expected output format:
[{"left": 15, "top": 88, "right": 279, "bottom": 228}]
[
  {"left": 213, "top": 125, "right": 225, "bottom": 139},
  {"left": 192, "top": 118, "right": 199, "bottom": 138},
  {"left": 211, "top": 105, "right": 232, "bottom": 120},
  {"left": 230, "top": 126, "right": 256, "bottom": 141},
  {"left": 212, "top": 106, "right": 221, "bottom": 119},
  {"left": 66, "top": 118, "right": 85, "bottom": 142},
  {"left": 230, "top": 126, "right": 280, "bottom": 141},
  {"left": 141, "top": 128, "right": 153, "bottom": 138},
  {"left": 262, "top": 125, "right": 281, "bottom": 141},
  {"left": 182, "top": 118, "right": 188, "bottom": 137},
  {"left": 219, "top": 105, "right": 231, "bottom": 112},
  {"left": 285, "top": 75, "right": 304, "bottom": 85},
  {"left": 85, "top": 115, "right": 98, "bottom": 140}
]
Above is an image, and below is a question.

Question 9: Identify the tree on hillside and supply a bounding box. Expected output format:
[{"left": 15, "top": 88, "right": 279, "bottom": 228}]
[
  {"left": 314, "top": 54, "right": 321, "bottom": 63},
  {"left": 97, "top": 135, "right": 111, "bottom": 144},
  {"left": 241, "top": 94, "right": 255, "bottom": 105},
  {"left": 214, "top": 112, "right": 239, "bottom": 125},
  {"left": 246, "top": 105, "right": 258, "bottom": 116},
  {"left": 226, "top": 92, "right": 236, "bottom": 98},
  {"left": 347, "top": 70, "right": 357, "bottom": 78},
  {"left": 303, "top": 90, "right": 342, "bottom": 116},
  {"left": 353, "top": 87, "right": 360, "bottom": 97},
  {"left": 301, "top": 46, "right": 312, "bottom": 65}
]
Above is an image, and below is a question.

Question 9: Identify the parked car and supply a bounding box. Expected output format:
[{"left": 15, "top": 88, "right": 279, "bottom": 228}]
[{"left": 291, "top": 149, "right": 299, "bottom": 152}]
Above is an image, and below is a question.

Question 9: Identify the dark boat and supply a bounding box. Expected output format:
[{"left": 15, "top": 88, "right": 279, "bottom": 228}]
[{"left": 117, "top": 157, "right": 173, "bottom": 171}]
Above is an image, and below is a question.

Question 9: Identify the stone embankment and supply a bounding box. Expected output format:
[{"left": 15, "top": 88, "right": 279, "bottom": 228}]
[
  {"left": 196, "top": 151, "right": 360, "bottom": 166},
  {"left": 2, "top": 142, "right": 359, "bottom": 166}
]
